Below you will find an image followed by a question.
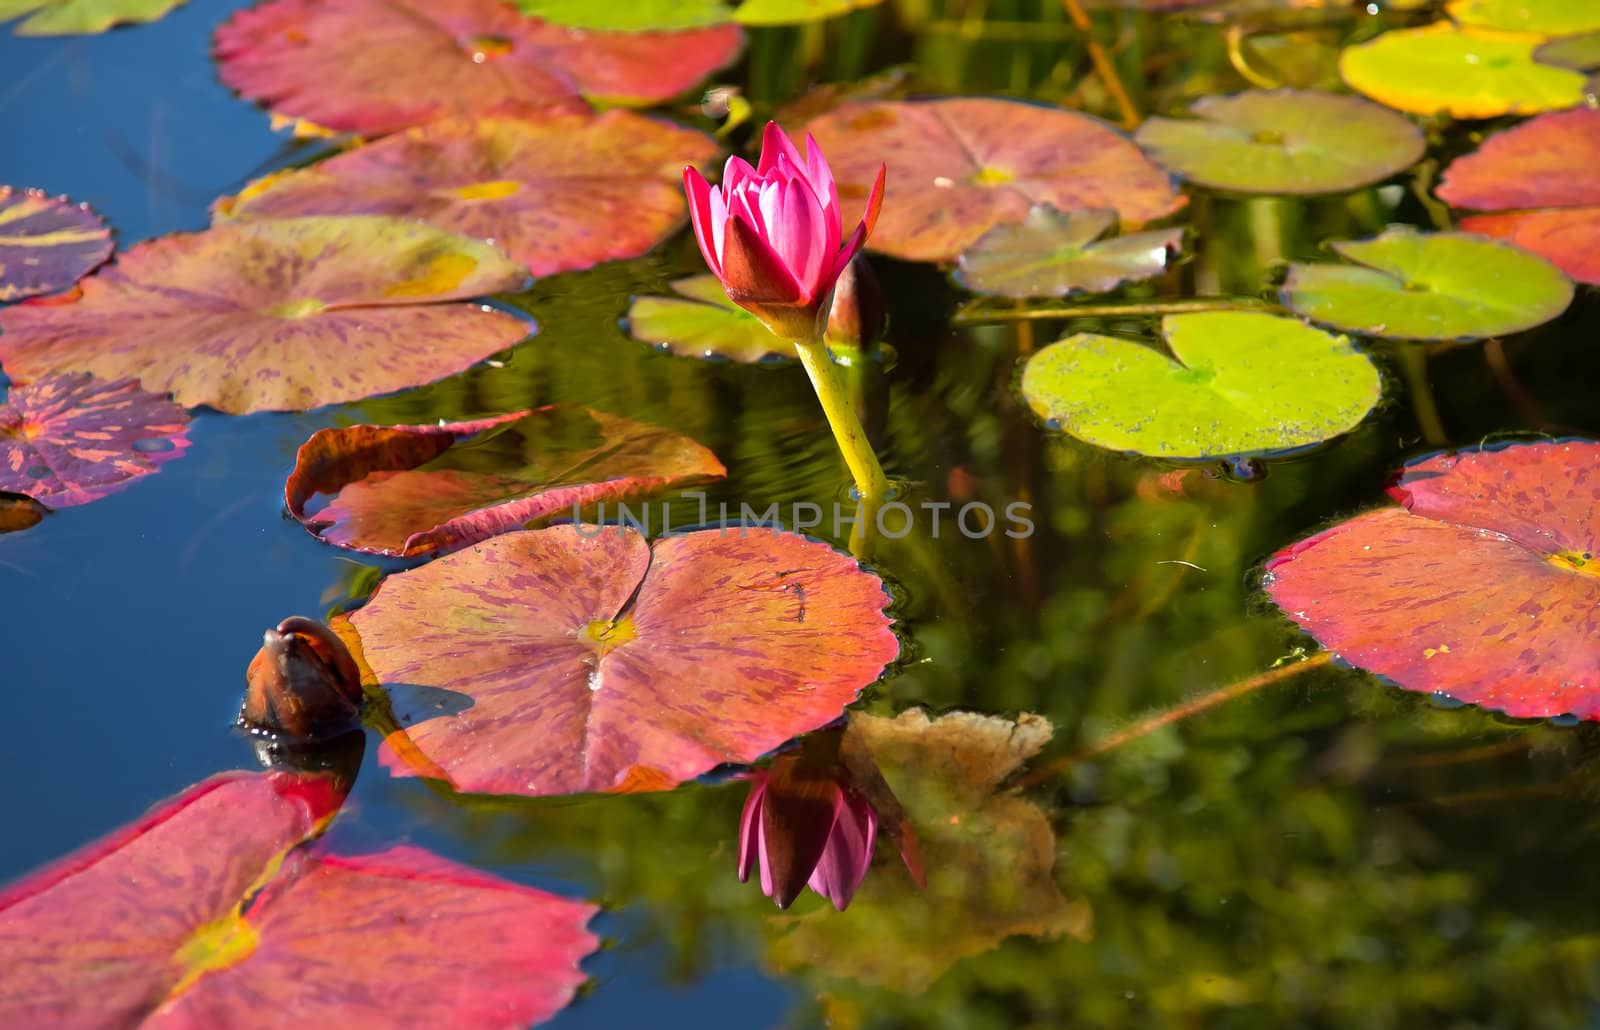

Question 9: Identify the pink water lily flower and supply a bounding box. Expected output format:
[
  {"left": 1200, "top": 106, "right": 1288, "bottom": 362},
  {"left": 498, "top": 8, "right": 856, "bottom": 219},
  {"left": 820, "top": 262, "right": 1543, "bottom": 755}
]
[{"left": 684, "top": 121, "right": 886, "bottom": 344}]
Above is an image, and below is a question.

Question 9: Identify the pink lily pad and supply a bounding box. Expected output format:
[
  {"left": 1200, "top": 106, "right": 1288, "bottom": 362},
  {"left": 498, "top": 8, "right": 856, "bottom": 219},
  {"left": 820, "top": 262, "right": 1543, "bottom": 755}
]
[
  {"left": 216, "top": 111, "right": 719, "bottom": 277},
  {"left": 1437, "top": 109, "right": 1600, "bottom": 285},
  {"left": 1264, "top": 440, "right": 1600, "bottom": 719},
  {"left": 0, "top": 216, "right": 531, "bottom": 415},
  {"left": 0, "top": 187, "right": 113, "bottom": 301},
  {"left": 1, "top": 373, "right": 190, "bottom": 508},
  {"left": 802, "top": 97, "right": 1185, "bottom": 263},
  {"left": 214, "top": 0, "right": 745, "bottom": 136},
  {"left": 344, "top": 525, "right": 899, "bottom": 797},
  {"left": 286, "top": 405, "right": 727, "bottom": 557},
  {"left": 0, "top": 771, "right": 598, "bottom": 1028}
]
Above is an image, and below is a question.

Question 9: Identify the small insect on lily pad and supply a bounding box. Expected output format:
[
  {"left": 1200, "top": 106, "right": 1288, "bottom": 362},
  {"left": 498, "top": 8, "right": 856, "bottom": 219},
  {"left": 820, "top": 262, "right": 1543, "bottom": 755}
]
[
  {"left": 214, "top": 0, "right": 745, "bottom": 136},
  {"left": 286, "top": 406, "right": 726, "bottom": 557},
  {"left": 0, "top": 0, "right": 184, "bottom": 35},
  {"left": 626, "top": 275, "right": 792, "bottom": 363},
  {"left": 0, "top": 187, "right": 113, "bottom": 301},
  {"left": 216, "top": 111, "right": 719, "bottom": 278},
  {"left": 1020, "top": 310, "right": 1381, "bottom": 460},
  {"left": 1133, "top": 90, "right": 1425, "bottom": 196},
  {"left": 1438, "top": 108, "right": 1600, "bottom": 285},
  {"left": 0, "top": 216, "right": 532, "bottom": 414},
  {"left": 1340, "top": 22, "right": 1589, "bottom": 118},
  {"left": 803, "top": 97, "right": 1185, "bottom": 263},
  {"left": 1264, "top": 439, "right": 1600, "bottom": 720},
  {"left": 954, "top": 206, "right": 1181, "bottom": 298},
  {"left": 344, "top": 524, "right": 899, "bottom": 798},
  {"left": 1447, "top": 0, "right": 1600, "bottom": 36},
  {"left": 1280, "top": 228, "right": 1574, "bottom": 341},
  {"left": 0, "top": 771, "right": 599, "bottom": 1028},
  {"left": 0, "top": 373, "right": 190, "bottom": 508}
]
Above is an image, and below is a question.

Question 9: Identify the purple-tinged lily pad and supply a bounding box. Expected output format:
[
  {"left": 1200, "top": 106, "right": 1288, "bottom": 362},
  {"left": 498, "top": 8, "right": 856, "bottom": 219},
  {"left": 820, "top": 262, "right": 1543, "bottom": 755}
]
[
  {"left": 954, "top": 206, "right": 1182, "bottom": 298},
  {"left": 0, "top": 187, "right": 113, "bottom": 301},
  {"left": 343, "top": 525, "right": 899, "bottom": 798},
  {"left": 214, "top": 0, "right": 745, "bottom": 136},
  {"left": 626, "top": 275, "right": 791, "bottom": 363},
  {"left": 1133, "top": 90, "right": 1425, "bottom": 195},
  {"left": 1265, "top": 440, "right": 1600, "bottom": 720},
  {"left": 0, "top": 0, "right": 183, "bottom": 35},
  {"left": 803, "top": 98, "right": 1185, "bottom": 263},
  {"left": 0, "top": 373, "right": 190, "bottom": 508},
  {"left": 0, "top": 216, "right": 530, "bottom": 414},
  {"left": 0, "top": 771, "right": 599, "bottom": 1028},
  {"left": 217, "top": 111, "right": 719, "bottom": 278},
  {"left": 286, "top": 406, "right": 726, "bottom": 558}
]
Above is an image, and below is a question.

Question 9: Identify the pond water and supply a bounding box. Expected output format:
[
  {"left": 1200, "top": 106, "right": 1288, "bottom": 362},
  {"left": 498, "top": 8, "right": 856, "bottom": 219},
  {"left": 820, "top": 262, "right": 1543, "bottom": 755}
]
[{"left": 3, "top": 1, "right": 1599, "bottom": 1026}]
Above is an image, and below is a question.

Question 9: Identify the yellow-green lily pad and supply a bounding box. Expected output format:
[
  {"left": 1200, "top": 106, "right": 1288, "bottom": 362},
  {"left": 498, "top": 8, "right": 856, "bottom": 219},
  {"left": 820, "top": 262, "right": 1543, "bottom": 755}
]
[
  {"left": 1019, "top": 311, "right": 1381, "bottom": 460},
  {"left": 626, "top": 276, "right": 792, "bottom": 364},
  {"left": 515, "top": 0, "right": 880, "bottom": 28},
  {"left": 954, "top": 207, "right": 1182, "bottom": 298},
  {"left": 1447, "top": 0, "right": 1600, "bottom": 37},
  {"left": 0, "top": 0, "right": 183, "bottom": 35},
  {"left": 1133, "top": 89, "right": 1425, "bottom": 195},
  {"left": 1340, "top": 22, "right": 1588, "bottom": 118},
  {"left": 1280, "top": 228, "right": 1574, "bottom": 341}
]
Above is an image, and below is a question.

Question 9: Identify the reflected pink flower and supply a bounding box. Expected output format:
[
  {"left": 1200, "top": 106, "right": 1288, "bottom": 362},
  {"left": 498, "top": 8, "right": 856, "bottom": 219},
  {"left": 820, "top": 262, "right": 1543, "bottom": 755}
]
[{"left": 683, "top": 121, "right": 886, "bottom": 345}]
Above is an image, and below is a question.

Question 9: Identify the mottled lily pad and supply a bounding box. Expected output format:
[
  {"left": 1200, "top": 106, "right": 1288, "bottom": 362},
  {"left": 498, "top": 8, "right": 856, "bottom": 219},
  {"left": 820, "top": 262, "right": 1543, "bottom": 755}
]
[
  {"left": 803, "top": 98, "right": 1185, "bottom": 262},
  {"left": 1438, "top": 109, "right": 1600, "bottom": 285},
  {"left": 1447, "top": 0, "right": 1600, "bottom": 36},
  {"left": 1020, "top": 311, "right": 1381, "bottom": 460},
  {"left": 214, "top": 0, "right": 744, "bottom": 136},
  {"left": 0, "top": 0, "right": 183, "bottom": 35},
  {"left": 0, "top": 373, "right": 190, "bottom": 508},
  {"left": 0, "top": 216, "right": 530, "bottom": 414},
  {"left": 1265, "top": 440, "right": 1600, "bottom": 720},
  {"left": 217, "top": 112, "right": 718, "bottom": 278},
  {"left": 626, "top": 275, "right": 790, "bottom": 363},
  {"left": 0, "top": 771, "right": 598, "bottom": 1027},
  {"left": 518, "top": 0, "right": 880, "bottom": 28},
  {"left": 286, "top": 406, "right": 726, "bottom": 557},
  {"left": 345, "top": 525, "right": 899, "bottom": 798},
  {"left": 1133, "top": 89, "right": 1425, "bottom": 195},
  {"left": 1340, "top": 22, "right": 1588, "bottom": 118},
  {"left": 954, "top": 207, "right": 1182, "bottom": 298},
  {"left": 1280, "top": 228, "right": 1574, "bottom": 341},
  {"left": 0, "top": 187, "right": 112, "bottom": 301}
]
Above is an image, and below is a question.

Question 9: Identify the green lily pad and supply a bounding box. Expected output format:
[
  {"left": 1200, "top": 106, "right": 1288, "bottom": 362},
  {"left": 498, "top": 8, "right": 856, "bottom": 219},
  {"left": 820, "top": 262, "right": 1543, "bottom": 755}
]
[
  {"left": 516, "top": 0, "right": 880, "bottom": 26},
  {"left": 733, "top": 0, "right": 882, "bottom": 25},
  {"left": 1340, "top": 22, "right": 1589, "bottom": 118},
  {"left": 1019, "top": 311, "right": 1381, "bottom": 460},
  {"left": 626, "top": 276, "right": 791, "bottom": 363},
  {"left": 1447, "top": 0, "right": 1600, "bottom": 36},
  {"left": 1280, "top": 228, "right": 1574, "bottom": 341},
  {"left": 1133, "top": 89, "right": 1425, "bottom": 195},
  {"left": 953, "top": 207, "right": 1182, "bottom": 298},
  {"left": 0, "top": 0, "right": 182, "bottom": 35},
  {"left": 1535, "top": 31, "right": 1600, "bottom": 71}
]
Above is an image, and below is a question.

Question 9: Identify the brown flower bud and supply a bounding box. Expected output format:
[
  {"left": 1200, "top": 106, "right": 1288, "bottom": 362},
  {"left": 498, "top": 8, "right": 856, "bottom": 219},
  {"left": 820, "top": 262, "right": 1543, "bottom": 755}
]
[
  {"left": 825, "top": 254, "right": 886, "bottom": 351},
  {"left": 239, "top": 616, "right": 365, "bottom": 742}
]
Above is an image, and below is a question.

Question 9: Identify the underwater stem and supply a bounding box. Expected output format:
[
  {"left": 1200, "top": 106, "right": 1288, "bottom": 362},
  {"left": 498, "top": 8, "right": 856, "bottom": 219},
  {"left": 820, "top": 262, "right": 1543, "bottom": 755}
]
[
  {"left": 1398, "top": 346, "right": 1448, "bottom": 446},
  {"left": 1059, "top": 0, "right": 1140, "bottom": 130},
  {"left": 1016, "top": 651, "right": 1334, "bottom": 787},
  {"left": 795, "top": 339, "right": 892, "bottom": 502}
]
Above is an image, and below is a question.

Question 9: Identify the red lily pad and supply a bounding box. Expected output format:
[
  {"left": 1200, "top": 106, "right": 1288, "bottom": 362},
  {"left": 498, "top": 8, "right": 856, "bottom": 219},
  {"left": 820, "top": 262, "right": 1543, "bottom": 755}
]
[
  {"left": 344, "top": 525, "right": 899, "bottom": 797},
  {"left": 1, "top": 373, "right": 190, "bottom": 508},
  {"left": 1437, "top": 108, "right": 1600, "bottom": 285},
  {"left": 0, "top": 187, "right": 113, "bottom": 301},
  {"left": 214, "top": 0, "right": 745, "bottom": 136},
  {"left": 217, "top": 111, "right": 719, "bottom": 277},
  {"left": 1264, "top": 440, "right": 1600, "bottom": 719},
  {"left": 287, "top": 406, "right": 727, "bottom": 557},
  {"left": 0, "top": 771, "right": 598, "bottom": 1027},
  {"left": 803, "top": 97, "right": 1185, "bottom": 263},
  {"left": 0, "top": 216, "right": 530, "bottom": 415}
]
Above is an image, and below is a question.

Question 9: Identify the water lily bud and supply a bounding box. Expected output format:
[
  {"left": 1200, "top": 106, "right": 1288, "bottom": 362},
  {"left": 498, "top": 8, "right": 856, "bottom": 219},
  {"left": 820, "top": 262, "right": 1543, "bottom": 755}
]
[
  {"left": 825, "top": 254, "right": 886, "bottom": 350},
  {"left": 239, "top": 616, "right": 365, "bottom": 742}
]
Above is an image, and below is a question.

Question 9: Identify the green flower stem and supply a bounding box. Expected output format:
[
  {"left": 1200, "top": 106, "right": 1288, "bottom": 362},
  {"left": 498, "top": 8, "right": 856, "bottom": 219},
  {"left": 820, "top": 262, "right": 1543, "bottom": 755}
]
[
  {"left": 794, "top": 338, "right": 891, "bottom": 503},
  {"left": 1398, "top": 346, "right": 1448, "bottom": 446}
]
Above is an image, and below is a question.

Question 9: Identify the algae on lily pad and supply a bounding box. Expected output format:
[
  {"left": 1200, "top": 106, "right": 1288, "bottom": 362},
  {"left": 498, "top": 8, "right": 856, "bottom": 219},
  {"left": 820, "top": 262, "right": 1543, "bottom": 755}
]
[
  {"left": 1133, "top": 90, "right": 1425, "bottom": 195},
  {"left": 954, "top": 206, "right": 1182, "bottom": 298},
  {"left": 1340, "top": 22, "right": 1588, "bottom": 118},
  {"left": 1020, "top": 310, "right": 1381, "bottom": 460},
  {"left": 0, "top": 0, "right": 183, "bottom": 35},
  {"left": 627, "top": 276, "right": 791, "bottom": 363},
  {"left": 1446, "top": 0, "right": 1600, "bottom": 36},
  {"left": 1280, "top": 228, "right": 1574, "bottom": 341}
]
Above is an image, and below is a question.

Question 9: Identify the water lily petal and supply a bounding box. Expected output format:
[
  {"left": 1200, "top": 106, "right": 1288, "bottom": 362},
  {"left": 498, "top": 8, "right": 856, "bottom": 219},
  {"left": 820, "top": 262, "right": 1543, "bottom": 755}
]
[
  {"left": 737, "top": 774, "right": 767, "bottom": 883},
  {"left": 683, "top": 166, "right": 722, "bottom": 276},
  {"left": 807, "top": 788, "right": 878, "bottom": 911},
  {"left": 720, "top": 212, "right": 806, "bottom": 305}
]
